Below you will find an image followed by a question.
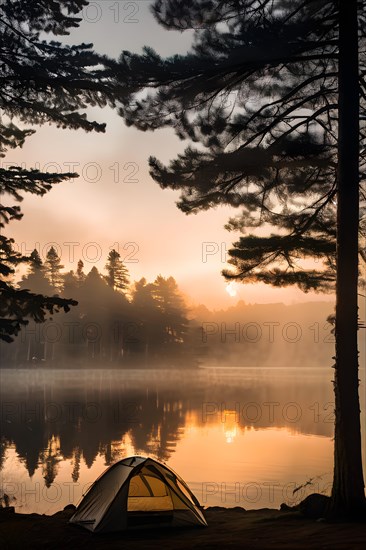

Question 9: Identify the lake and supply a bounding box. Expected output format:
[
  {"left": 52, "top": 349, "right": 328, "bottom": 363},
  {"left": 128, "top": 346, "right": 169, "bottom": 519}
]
[{"left": 1, "top": 367, "right": 365, "bottom": 514}]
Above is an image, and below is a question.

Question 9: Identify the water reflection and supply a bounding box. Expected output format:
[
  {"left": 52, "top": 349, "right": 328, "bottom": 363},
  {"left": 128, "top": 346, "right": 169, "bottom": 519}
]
[{"left": 0, "top": 368, "right": 364, "bottom": 513}]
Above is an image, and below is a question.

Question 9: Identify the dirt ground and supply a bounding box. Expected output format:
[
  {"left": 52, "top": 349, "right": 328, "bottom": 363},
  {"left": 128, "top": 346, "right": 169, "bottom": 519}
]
[{"left": 0, "top": 506, "right": 365, "bottom": 549}]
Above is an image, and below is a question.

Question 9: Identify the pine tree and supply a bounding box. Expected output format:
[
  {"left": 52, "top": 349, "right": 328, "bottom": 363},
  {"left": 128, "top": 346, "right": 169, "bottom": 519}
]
[
  {"left": 20, "top": 249, "right": 53, "bottom": 296},
  {"left": 76, "top": 259, "right": 86, "bottom": 286},
  {"left": 45, "top": 247, "right": 64, "bottom": 291},
  {"left": 152, "top": 275, "right": 188, "bottom": 343},
  {"left": 28, "top": 250, "right": 43, "bottom": 274},
  {"left": 63, "top": 271, "right": 79, "bottom": 294},
  {"left": 0, "top": 1, "right": 125, "bottom": 342},
  {"left": 132, "top": 277, "right": 163, "bottom": 353},
  {"left": 116, "top": 0, "right": 366, "bottom": 517},
  {"left": 104, "top": 249, "right": 130, "bottom": 293}
]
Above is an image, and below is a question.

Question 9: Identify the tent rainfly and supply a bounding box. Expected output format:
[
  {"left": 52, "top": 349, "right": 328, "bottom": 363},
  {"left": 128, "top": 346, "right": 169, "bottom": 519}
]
[{"left": 69, "top": 456, "right": 207, "bottom": 532}]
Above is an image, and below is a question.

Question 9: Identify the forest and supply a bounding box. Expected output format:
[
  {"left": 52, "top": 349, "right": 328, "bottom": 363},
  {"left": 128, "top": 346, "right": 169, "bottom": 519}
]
[{"left": 0, "top": 247, "right": 200, "bottom": 367}]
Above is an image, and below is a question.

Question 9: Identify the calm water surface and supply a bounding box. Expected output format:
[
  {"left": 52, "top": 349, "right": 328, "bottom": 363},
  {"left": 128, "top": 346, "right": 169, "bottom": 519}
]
[{"left": 1, "top": 367, "right": 365, "bottom": 514}]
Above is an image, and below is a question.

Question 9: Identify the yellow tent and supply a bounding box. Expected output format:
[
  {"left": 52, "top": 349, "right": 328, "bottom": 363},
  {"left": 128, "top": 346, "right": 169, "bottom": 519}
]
[{"left": 69, "top": 455, "right": 207, "bottom": 533}]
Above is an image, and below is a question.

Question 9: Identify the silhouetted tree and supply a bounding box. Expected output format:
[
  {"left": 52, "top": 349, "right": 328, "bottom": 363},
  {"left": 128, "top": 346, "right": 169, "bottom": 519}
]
[
  {"left": 152, "top": 275, "right": 188, "bottom": 345},
  {"left": 28, "top": 250, "right": 43, "bottom": 274},
  {"left": 131, "top": 277, "right": 162, "bottom": 356},
  {"left": 20, "top": 250, "right": 54, "bottom": 295},
  {"left": 15, "top": 252, "right": 57, "bottom": 361},
  {"left": 104, "top": 249, "right": 130, "bottom": 293},
  {"left": 132, "top": 278, "right": 157, "bottom": 310},
  {"left": 41, "top": 436, "right": 62, "bottom": 488},
  {"left": 76, "top": 260, "right": 86, "bottom": 286},
  {"left": 71, "top": 447, "right": 81, "bottom": 483},
  {"left": 117, "top": 0, "right": 366, "bottom": 518},
  {"left": 130, "top": 276, "right": 191, "bottom": 360},
  {"left": 45, "top": 247, "right": 64, "bottom": 291},
  {"left": 76, "top": 266, "right": 132, "bottom": 361},
  {"left": 63, "top": 271, "right": 79, "bottom": 295},
  {"left": 0, "top": 0, "right": 124, "bottom": 342}
]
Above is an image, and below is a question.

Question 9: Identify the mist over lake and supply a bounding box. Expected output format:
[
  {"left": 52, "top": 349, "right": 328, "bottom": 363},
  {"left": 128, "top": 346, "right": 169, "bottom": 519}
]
[{"left": 2, "top": 366, "right": 364, "bottom": 515}]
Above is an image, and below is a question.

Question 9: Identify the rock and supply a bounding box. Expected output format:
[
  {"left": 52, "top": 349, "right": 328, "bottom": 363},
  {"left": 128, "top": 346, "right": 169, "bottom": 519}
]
[
  {"left": 0, "top": 506, "right": 15, "bottom": 514},
  {"left": 298, "top": 493, "right": 330, "bottom": 519},
  {"left": 63, "top": 504, "right": 76, "bottom": 512}
]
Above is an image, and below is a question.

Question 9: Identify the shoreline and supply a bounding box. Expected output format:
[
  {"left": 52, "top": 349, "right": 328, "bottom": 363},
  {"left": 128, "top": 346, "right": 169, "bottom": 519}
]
[{"left": 1, "top": 506, "right": 365, "bottom": 549}]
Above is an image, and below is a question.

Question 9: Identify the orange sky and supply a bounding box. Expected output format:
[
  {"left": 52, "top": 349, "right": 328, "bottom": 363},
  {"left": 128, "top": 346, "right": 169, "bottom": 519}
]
[{"left": 3, "top": 1, "right": 335, "bottom": 309}]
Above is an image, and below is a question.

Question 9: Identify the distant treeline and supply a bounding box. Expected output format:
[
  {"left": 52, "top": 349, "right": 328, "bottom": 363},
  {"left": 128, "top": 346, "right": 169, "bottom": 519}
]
[
  {"left": 2, "top": 247, "right": 361, "bottom": 370},
  {"left": 195, "top": 300, "right": 339, "bottom": 368},
  {"left": 197, "top": 299, "right": 366, "bottom": 369},
  {"left": 1, "top": 248, "right": 202, "bottom": 367}
]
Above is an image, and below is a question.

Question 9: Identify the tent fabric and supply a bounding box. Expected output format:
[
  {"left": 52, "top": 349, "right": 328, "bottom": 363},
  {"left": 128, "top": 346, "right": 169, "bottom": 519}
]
[{"left": 69, "top": 455, "right": 207, "bottom": 532}]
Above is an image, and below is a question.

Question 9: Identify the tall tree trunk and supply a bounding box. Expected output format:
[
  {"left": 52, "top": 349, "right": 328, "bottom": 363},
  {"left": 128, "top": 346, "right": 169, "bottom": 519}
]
[{"left": 330, "top": 0, "right": 365, "bottom": 518}]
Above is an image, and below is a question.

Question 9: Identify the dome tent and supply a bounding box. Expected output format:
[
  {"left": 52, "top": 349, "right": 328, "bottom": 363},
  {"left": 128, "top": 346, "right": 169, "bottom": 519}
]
[{"left": 69, "top": 456, "right": 207, "bottom": 532}]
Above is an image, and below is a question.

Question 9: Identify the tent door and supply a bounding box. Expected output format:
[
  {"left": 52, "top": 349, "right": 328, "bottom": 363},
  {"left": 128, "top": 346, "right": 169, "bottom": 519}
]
[{"left": 127, "top": 472, "right": 174, "bottom": 527}]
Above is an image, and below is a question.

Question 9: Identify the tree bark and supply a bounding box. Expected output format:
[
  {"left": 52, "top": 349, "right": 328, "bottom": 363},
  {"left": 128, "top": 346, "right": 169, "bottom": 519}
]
[{"left": 330, "top": 0, "right": 365, "bottom": 518}]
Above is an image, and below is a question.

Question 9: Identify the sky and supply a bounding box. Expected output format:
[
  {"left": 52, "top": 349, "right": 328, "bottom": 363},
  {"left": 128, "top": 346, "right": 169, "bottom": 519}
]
[{"left": 4, "top": 0, "right": 335, "bottom": 309}]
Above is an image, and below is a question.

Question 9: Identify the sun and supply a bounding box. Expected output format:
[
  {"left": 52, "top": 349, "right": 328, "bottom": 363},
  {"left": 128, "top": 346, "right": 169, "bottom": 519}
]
[{"left": 225, "top": 282, "right": 237, "bottom": 297}]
